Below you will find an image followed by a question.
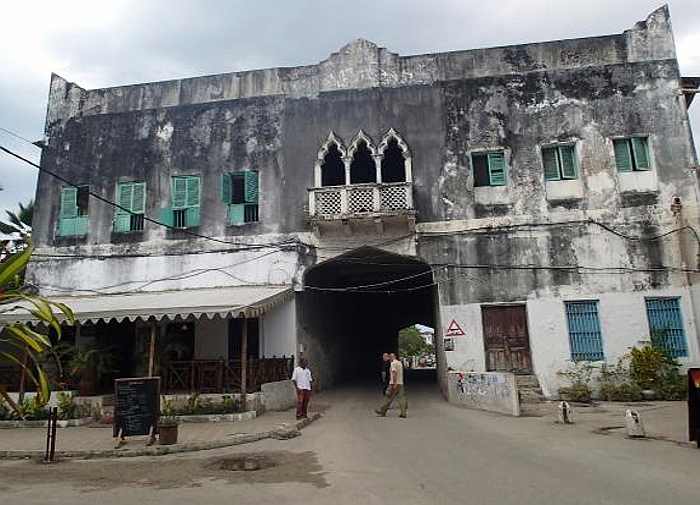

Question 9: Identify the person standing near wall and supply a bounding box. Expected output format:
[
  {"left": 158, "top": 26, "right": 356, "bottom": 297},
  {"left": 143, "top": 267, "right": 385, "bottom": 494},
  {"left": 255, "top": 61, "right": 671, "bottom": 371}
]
[
  {"left": 292, "top": 357, "right": 313, "bottom": 420},
  {"left": 375, "top": 353, "right": 407, "bottom": 418},
  {"left": 381, "top": 352, "right": 390, "bottom": 394}
]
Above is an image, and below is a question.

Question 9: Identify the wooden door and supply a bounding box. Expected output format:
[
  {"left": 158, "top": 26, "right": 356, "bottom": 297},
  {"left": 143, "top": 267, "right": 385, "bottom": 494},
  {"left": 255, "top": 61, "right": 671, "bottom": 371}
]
[{"left": 481, "top": 305, "right": 532, "bottom": 374}]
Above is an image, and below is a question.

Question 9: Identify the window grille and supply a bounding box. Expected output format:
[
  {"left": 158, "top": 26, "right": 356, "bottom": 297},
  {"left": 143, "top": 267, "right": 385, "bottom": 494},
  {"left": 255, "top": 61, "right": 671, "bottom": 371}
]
[
  {"left": 645, "top": 298, "right": 688, "bottom": 357},
  {"left": 565, "top": 301, "right": 605, "bottom": 361}
]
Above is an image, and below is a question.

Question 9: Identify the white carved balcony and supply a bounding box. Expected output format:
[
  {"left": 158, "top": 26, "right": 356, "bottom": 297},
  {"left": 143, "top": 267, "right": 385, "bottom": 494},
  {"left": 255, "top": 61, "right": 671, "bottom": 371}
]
[{"left": 308, "top": 182, "right": 415, "bottom": 234}]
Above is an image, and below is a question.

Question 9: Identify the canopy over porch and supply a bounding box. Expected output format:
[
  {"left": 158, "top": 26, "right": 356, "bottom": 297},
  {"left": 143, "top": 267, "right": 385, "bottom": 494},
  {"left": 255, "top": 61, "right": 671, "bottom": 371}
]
[{"left": 0, "top": 285, "right": 293, "bottom": 325}]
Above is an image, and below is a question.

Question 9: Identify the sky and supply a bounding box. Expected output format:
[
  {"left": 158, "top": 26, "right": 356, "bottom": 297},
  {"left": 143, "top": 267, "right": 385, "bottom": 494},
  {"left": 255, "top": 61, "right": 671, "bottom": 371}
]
[{"left": 0, "top": 0, "right": 698, "bottom": 218}]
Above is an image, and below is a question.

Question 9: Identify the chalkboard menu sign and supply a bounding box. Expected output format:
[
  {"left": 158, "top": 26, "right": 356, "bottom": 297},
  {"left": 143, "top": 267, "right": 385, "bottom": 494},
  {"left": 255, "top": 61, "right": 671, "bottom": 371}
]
[
  {"left": 689, "top": 369, "right": 700, "bottom": 448},
  {"left": 114, "top": 377, "right": 160, "bottom": 438}
]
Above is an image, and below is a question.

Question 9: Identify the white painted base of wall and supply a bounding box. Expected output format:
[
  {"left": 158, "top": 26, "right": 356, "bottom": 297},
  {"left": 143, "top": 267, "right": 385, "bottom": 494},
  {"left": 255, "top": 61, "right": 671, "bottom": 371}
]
[{"left": 440, "top": 287, "right": 700, "bottom": 399}]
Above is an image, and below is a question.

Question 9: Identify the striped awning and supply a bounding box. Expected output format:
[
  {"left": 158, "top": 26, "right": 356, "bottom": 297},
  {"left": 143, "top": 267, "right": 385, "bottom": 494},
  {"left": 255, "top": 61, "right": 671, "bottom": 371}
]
[{"left": 0, "top": 285, "right": 293, "bottom": 324}]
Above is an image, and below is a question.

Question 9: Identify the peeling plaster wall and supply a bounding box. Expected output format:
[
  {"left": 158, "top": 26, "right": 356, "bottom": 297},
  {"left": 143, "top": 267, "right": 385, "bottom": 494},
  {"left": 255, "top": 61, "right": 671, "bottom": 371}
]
[{"left": 29, "top": 6, "right": 700, "bottom": 392}]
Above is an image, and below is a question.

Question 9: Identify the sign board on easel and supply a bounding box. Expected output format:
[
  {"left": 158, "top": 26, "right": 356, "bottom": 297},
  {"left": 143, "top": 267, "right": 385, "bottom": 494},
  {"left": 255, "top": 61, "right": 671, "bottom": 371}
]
[{"left": 114, "top": 377, "right": 160, "bottom": 447}]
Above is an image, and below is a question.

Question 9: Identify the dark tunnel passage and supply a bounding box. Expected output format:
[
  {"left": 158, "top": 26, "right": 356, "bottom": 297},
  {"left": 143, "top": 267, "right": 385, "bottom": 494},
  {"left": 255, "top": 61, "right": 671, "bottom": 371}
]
[{"left": 298, "top": 247, "right": 438, "bottom": 388}]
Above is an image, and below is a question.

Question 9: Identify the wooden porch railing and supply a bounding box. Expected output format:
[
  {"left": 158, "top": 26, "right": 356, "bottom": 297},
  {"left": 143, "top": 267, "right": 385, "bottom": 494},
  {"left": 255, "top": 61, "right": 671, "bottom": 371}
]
[{"left": 162, "top": 357, "right": 295, "bottom": 394}]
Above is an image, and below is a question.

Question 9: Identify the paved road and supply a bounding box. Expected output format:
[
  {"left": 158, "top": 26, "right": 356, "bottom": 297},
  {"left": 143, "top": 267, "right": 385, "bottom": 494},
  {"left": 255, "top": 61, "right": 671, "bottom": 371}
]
[{"left": 1, "top": 372, "right": 698, "bottom": 504}]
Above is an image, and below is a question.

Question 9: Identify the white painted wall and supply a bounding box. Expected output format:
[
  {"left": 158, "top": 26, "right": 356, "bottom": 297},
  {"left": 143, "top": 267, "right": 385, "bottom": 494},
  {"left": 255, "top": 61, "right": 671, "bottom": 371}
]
[
  {"left": 441, "top": 287, "right": 700, "bottom": 399},
  {"left": 261, "top": 298, "right": 296, "bottom": 358},
  {"left": 194, "top": 317, "right": 228, "bottom": 360}
]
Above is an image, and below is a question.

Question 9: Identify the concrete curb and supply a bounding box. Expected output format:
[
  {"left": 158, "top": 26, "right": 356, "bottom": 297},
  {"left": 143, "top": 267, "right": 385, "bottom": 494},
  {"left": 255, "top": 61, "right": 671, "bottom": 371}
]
[
  {"left": 0, "top": 412, "right": 322, "bottom": 461},
  {"left": 0, "top": 417, "right": 94, "bottom": 429}
]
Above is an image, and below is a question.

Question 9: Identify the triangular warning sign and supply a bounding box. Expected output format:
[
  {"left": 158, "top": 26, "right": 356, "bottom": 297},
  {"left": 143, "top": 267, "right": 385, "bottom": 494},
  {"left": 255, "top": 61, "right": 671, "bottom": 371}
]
[{"left": 444, "top": 318, "right": 465, "bottom": 336}]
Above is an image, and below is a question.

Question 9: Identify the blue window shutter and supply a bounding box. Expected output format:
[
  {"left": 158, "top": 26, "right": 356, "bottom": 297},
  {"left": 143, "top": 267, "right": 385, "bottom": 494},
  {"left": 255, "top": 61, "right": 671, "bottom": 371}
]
[
  {"left": 185, "top": 206, "right": 200, "bottom": 227},
  {"left": 222, "top": 173, "right": 232, "bottom": 204},
  {"left": 60, "top": 187, "right": 78, "bottom": 218},
  {"left": 645, "top": 298, "right": 688, "bottom": 357},
  {"left": 131, "top": 182, "right": 146, "bottom": 214},
  {"left": 565, "top": 301, "right": 604, "bottom": 361},
  {"left": 244, "top": 170, "right": 259, "bottom": 203},
  {"left": 172, "top": 177, "right": 187, "bottom": 209},
  {"left": 186, "top": 176, "right": 200, "bottom": 207},
  {"left": 542, "top": 148, "right": 560, "bottom": 181},
  {"left": 228, "top": 203, "right": 245, "bottom": 225},
  {"left": 613, "top": 139, "right": 633, "bottom": 172},
  {"left": 159, "top": 207, "right": 174, "bottom": 227},
  {"left": 631, "top": 137, "right": 651, "bottom": 171},
  {"left": 559, "top": 146, "right": 577, "bottom": 179},
  {"left": 487, "top": 152, "right": 506, "bottom": 186}
]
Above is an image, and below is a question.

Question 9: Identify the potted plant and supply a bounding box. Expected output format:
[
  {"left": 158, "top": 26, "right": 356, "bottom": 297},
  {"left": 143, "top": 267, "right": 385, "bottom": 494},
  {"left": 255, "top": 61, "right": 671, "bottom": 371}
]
[
  {"left": 66, "top": 346, "right": 117, "bottom": 396},
  {"left": 158, "top": 399, "right": 179, "bottom": 445}
]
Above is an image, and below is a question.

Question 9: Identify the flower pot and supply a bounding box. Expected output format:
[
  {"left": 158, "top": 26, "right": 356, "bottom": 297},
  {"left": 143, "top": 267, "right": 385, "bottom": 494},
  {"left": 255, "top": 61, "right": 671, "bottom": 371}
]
[{"left": 158, "top": 424, "right": 178, "bottom": 445}]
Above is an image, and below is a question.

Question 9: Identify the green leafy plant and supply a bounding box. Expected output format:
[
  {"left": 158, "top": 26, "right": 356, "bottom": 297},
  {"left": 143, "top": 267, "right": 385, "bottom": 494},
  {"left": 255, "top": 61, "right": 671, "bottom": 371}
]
[
  {"left": 64, "top": 345, "right": 118, "bottom": 395},
  {"left": 0, "top": 243, "right": 74, "bottom": 418},
  {"left": 56, "top": 391, "right": 76, "bottom": 420},
  {"left": 597, "top": 355, "right": 642, "bottom": 401},
  {"left": 557, "top": 360, "right": 595, "bottom": 402},
  {"left": 186, "top": 392, "right": 202, "bottom": 413},
  {"left": 159, "top": 398, "right": 179, "bottom": 427},
  {"left": 630, "top": 342, "right": 687, "bottom": 400}
]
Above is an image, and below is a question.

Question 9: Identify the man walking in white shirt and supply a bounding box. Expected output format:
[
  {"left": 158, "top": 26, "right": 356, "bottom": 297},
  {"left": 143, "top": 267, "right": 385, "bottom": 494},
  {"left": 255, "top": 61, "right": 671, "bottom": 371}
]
[
  {"left": 291, "top": 357, "right": 313, "bottom": 420},
  {"left": 375, "top": 353, "right": 407, "bottom": 418}
]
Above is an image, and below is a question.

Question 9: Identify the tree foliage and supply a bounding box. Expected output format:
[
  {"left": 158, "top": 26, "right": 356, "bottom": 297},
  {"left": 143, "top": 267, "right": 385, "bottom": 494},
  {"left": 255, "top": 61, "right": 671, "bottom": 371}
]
[
  {"left": 398, "top": 325, "right": 434, "bottom": 358},
  {"left": 0, "top": 242, "right": 73, "bottom": 418},
  {"left": 0, "top": 200, "right": 33, "bottom": 253}
]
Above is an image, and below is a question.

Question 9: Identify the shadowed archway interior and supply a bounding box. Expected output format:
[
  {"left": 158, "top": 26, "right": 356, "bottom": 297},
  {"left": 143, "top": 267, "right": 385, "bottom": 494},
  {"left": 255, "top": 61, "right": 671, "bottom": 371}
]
[{"left": 298, "top": 247, "right": 437, "bottom": 387}]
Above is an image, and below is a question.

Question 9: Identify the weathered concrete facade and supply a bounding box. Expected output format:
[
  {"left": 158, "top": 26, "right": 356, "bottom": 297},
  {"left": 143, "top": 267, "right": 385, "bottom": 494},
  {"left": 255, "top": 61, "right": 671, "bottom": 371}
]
[{"left": 29, "top": 6, "right": 700, "bottom": 394}]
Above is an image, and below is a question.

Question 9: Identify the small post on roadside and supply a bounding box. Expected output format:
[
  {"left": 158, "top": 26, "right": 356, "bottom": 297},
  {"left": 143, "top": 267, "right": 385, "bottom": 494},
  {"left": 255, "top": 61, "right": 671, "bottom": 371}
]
[{"left": 44, "top": 406, "right": 58, "bottom": 463}]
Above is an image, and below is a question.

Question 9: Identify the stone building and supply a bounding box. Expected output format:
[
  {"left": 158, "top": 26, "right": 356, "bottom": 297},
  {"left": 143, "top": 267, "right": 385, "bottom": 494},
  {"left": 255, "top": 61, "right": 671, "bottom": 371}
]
[{"left": 16, "top": 6, "right": 700, "bottom": 397}]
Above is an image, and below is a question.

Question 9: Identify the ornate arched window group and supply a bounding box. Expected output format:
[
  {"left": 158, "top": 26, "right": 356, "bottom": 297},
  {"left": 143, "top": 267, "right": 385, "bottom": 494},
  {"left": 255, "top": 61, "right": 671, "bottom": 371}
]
[{"left": 315, "top": 129, "right": 412, "bottom": 187}]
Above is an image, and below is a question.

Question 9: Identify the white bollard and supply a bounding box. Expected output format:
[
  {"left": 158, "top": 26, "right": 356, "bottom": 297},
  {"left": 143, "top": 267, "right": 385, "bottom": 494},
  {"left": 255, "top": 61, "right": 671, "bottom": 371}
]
[
  {"left": 557, "top": 401, "right": 573, "bottom": 424},
  {"left": 625, "top": 409, "right": 646, "bottom": 438}
]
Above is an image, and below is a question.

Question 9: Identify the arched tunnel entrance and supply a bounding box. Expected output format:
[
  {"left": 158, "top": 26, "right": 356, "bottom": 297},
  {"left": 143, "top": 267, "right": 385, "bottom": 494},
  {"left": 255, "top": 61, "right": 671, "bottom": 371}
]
[{"left": 297, "top": 247, "right": 438, "bottom": 389}]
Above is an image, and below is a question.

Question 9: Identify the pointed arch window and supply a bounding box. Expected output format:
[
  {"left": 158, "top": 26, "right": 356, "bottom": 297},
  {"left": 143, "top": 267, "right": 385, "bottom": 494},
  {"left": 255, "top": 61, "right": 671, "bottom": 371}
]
[
  {"left": 381, "top": 139, "right": 406, "bottom": 183},
  {"left": 350, "top": 140, "right": 376, "bottom": 184},
  {"left": 321, "top": 144, "right": 345, "bottom": 186}
]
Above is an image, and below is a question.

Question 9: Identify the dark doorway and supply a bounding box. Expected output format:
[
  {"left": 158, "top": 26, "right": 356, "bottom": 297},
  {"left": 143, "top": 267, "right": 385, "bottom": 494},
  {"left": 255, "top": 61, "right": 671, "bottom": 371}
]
[
  {"left": 228, "top": 318, "right": 260, "bottom": 361},
  {"left": 481, "top": 305, "right": 532, "bottom": 373},
  {"left": 350, "top": 141, "right": 376, "bottom": 184},
  {"left": 321, "top": 144, "right": 345, "bottom": 187},
  {"left": 299, "top": 247, "right": 437, "bottom": 388}
]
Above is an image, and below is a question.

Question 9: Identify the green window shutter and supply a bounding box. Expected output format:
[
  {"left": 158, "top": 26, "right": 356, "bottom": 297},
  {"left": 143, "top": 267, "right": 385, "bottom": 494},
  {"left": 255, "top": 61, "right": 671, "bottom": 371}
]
[
  {"left": 58, "top": 218, "right": 75, "bottom": 236},
  {"left": 131, "top": 182, "right": 146, "bottom": 213},
  {"left": 559, "top": 146, "right": 577, "bottom": 179},
  {"left": 60, "top": 187, "right": 78, "bottom": 218},
  {"left": 117, "top": 183, "right": 133, "bottom": 214},
  {"left": 172, "top": 177, "right": 187, "bottom": 209},
  {"left": 631, "top": 137, "right": 651, "bottom": 171},
  {"left": 185, "top": 176, "right": 200, "bottom": 207},
  {"left": 221, "top": 173, "right": 233, "bottom": 204},
  {"left": 71, "top": 216, "right": 88, "bottom": 236},
  {"left": 487, "top": 152, "right": 506, "bottom": 186},
  {"left": 613, "top": 139, "right": 633, "bottom": 172},
  {"left": 114, "top": 214, "right": 131, "bottom": 233},
  {"left": 244, "top": 170, "right": 259, "bottom": 203},
  {"left": 159, "top": 207, "right": 175, "bottom": 227},
  {"left": 228, "top": 203, "right": 245, "bottom": 225},
  {"left": 542, "top": 147, "right": 560, "bottom": 181},
  {"left": 185, "top": 206, "right": 200, "bottom": 227}
]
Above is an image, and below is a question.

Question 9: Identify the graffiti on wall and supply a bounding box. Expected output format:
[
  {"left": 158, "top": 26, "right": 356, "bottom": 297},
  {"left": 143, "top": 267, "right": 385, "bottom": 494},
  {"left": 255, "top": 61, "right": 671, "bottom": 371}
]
[{"left": 450, "top": 371, "right": 515, "bottom": 411}]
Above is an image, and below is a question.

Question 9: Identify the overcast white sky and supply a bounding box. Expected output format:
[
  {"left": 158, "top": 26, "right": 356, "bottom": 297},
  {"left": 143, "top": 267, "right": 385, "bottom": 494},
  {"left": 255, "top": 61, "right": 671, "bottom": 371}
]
[{"left": 0, "top": 0, "right": 698, "bottom": 217}]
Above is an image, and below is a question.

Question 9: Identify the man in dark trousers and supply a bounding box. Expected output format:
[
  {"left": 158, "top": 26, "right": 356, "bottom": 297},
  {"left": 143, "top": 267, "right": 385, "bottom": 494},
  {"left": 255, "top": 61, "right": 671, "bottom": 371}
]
[
  {"left": 291, "top": 357, "right": 313, "bottom": 420},
  {"left": 381, "top": 352, "right": 390, "bottom": 394}
]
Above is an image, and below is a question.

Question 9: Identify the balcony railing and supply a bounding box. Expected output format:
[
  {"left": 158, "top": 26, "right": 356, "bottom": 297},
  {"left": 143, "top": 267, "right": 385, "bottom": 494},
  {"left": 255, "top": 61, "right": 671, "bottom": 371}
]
[{"left": 308, "top": 182, "right": 414, "bottom": 220}]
